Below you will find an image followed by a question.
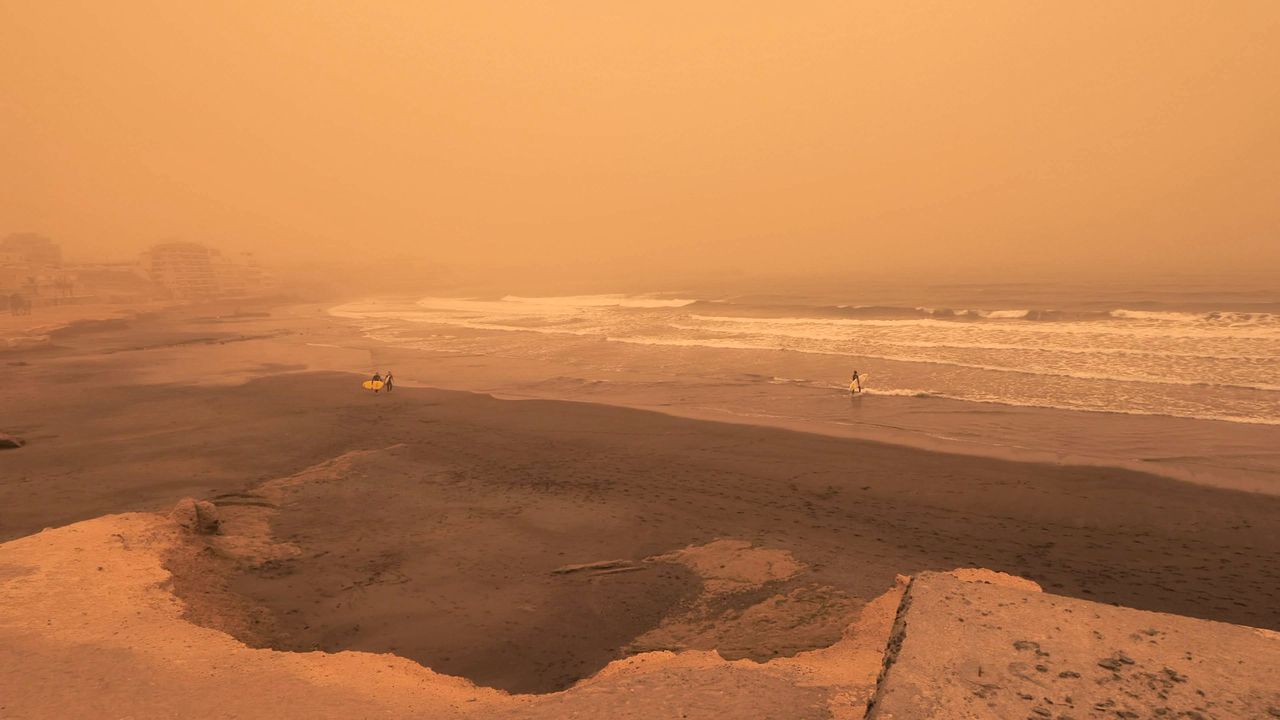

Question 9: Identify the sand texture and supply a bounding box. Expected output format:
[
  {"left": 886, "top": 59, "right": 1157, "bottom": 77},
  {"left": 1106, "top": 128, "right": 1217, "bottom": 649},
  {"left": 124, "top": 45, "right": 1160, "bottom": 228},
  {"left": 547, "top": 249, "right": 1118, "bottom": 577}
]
[
  {"left": 868, "top": 572, "right": 1280, "bottom": 719},
  {"left": 4, "top": 512, "right": 1277, "bottom": 719},
  {"left": 0, "top": 510, "right": 908, "bottom": 719},
  {"left": 2, "top": 301, "right": 1278, "bottom": 718},
  {"left": 5, "top": 362, "right": 1278, "bottom": 633}
]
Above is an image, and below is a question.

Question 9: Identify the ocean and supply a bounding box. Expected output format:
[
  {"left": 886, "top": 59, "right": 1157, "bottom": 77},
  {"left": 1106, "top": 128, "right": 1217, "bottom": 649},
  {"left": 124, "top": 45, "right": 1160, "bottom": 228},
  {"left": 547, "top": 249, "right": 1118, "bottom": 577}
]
[{"left": 331, "top": 290, "right": 1280, "bottom": 427}]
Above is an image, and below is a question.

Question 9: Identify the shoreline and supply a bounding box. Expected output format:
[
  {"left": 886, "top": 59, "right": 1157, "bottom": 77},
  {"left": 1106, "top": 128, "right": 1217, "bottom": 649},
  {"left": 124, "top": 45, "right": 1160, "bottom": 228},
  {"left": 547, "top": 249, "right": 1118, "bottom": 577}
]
[
  {"left": 2, "top": 299, "right": 1278, "bottom": 714},
  {"left": 330, "top": 293, "right": 1280, "bottom": 425},
  {"left": 318, "top": 302, "right": 1280, "bottom": 496},
  {"left": 6, "top": 298, "right": 1278, "bottom": 496},
  {"left": 2, "top": 303, "right": 1278, "bottom": 630}
]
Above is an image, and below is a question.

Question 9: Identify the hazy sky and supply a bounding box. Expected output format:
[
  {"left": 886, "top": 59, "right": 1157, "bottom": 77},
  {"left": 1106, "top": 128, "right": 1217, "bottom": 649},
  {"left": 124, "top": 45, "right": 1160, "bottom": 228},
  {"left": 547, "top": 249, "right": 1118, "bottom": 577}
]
[{"left": 3, "top": 2, "right": 1278, "bottom": 281}]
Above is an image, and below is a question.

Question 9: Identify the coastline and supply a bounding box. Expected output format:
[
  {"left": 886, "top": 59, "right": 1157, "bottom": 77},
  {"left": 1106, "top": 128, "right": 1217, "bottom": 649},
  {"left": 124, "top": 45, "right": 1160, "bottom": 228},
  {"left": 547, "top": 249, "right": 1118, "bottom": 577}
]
[
  {"left": 0, "top": 302, "right": 161, "bottom": 350},
  {"left": 2, "top": 298, "right": 1279, "bottom": 716},
  {"left": 2, "top": 300, "right": 1278, "bottom": 631},
  {"left": 9, "top": 298, "right": 1275, "bottom": 495},
  {"left": 320, "top": 300, "right": 1280, "bottom": 496},
  {"left": 5, "top": 297, "right": 1278, "bottom": 497}
]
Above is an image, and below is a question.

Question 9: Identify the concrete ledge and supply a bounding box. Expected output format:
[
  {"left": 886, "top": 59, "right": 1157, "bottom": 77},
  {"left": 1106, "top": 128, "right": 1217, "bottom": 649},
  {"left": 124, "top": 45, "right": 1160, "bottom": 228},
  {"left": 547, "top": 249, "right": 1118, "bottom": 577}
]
[{"left": 867, "top": 572, "right": 1280, "bottom": 719}]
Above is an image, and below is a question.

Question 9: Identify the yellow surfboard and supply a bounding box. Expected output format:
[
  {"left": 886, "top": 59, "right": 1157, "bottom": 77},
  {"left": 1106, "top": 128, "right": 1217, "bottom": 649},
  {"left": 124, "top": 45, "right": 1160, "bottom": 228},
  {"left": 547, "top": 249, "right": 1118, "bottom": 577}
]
[{"left": 362, "top": 380, "right": 385, "bottom": 390}]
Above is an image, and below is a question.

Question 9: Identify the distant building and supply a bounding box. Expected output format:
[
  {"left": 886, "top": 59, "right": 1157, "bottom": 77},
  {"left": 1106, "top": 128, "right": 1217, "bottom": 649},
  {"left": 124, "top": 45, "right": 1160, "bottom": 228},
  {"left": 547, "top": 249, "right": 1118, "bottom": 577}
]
[
  {"left": 1, "top": 233, "right": 69, "bottom": 307},
  {"left": 70, "top": 262, "right": 157, "bottom": 303},
  {"left": 140, "top": 242, "right": 220, "bottom": 298},
  {"left": 1, "top": 233, "right": 62, "bottom": 267},
  {"left": 209, "top": 250, "right": 262, "bottom": 296},
  {"left": 140, "top": 242, "right": 268, "bottom": 299}
]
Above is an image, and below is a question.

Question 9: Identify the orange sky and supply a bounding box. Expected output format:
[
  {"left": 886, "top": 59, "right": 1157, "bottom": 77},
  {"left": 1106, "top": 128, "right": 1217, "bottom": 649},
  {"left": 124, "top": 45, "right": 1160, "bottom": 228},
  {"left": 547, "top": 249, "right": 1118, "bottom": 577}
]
[{"left": 2, "top": 2, "right": 1278, "bottom": 281}]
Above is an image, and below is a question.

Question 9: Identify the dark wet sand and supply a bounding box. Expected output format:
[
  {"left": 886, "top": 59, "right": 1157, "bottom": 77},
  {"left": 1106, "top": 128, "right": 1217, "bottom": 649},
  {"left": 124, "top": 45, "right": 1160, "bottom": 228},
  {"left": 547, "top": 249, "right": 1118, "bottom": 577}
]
[
  {"left": 3, "top": 309, "right": 1279, "bottom": 693},
  {"left": 220, "top": 447, "right": 704, "bottom": 693}
]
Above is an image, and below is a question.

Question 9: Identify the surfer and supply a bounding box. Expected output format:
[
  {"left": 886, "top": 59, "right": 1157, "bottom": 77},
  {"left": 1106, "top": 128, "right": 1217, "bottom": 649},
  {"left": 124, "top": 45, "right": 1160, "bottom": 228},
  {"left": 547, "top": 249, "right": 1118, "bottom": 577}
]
[
  {"left": 850, "top": 370, "right": 862, "bottom": 394},
  {"left": 384, "top": 370, "right": 394, "bottom": 393},
  {"left": 371, "top": 371, "right": 383, "bottom": 394}
]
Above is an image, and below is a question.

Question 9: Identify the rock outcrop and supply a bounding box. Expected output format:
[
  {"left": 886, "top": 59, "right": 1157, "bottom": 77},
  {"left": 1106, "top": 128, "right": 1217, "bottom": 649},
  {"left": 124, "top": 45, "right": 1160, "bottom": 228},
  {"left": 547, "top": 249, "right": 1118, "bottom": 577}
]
[
  {"left": 866, "top": 572, "right": 1280, "bottom": 719},
  {"left": 0, "top": 432, "right": 24, "bottom": 449},
  {"left": 170, "top": 497, "right": 221, "bottom": 535},
  {"left": 4, "top": 510, "right": 1277, "bottom": 720}
]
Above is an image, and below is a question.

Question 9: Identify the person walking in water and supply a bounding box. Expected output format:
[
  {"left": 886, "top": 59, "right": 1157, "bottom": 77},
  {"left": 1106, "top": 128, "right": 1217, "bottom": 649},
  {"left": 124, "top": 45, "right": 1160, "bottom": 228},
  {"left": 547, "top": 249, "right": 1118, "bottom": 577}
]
[
  {"left": 850, "top": 370, "right": 862, "bottom": 394},
  {"left": 383, "top": 370, "right": 394, "bottom": 393}
]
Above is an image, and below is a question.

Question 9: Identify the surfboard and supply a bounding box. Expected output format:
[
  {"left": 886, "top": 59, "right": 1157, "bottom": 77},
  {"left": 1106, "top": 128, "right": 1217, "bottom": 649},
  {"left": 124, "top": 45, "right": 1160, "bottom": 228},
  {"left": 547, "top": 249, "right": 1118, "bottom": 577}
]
[
  {"left": 850, "top": 374, "right": 867, "bottom": 393},
  {"left": 362, "top": 380, "right": 385, "bottom": 390}
]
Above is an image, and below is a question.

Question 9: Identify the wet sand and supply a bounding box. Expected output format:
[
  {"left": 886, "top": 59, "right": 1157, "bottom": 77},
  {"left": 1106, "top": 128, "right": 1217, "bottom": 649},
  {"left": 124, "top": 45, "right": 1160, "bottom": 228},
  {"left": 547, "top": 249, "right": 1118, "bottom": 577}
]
[
  {"left": 328, "top": 299, "right": 1280, "bottom": 496},
  {"left": 216, "top": 447, "right": 704, "bottom": 693},
  {"left": 3, "top": 303, "right": 1279, "bottom": 695}
]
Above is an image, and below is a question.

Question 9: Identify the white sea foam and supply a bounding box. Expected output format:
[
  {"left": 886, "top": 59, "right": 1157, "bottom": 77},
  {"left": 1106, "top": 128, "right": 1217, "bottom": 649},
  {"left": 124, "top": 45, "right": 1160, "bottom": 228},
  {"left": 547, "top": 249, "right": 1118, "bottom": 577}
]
[
  {"left": 976, "top": 309, "right": 1031, "bottom": 319},
  {"left": 1110, "top": 309, "right": 1205, "bottom": 322},
  {"left": 598, "top": 331, "right": 1280, "bottom": 391},
  {"left": 850, "top": 390, "right": 1280, "bottom": 426},
  {"left": 328, "top": 295, "right": 1280, "bottom": 426},
  {"left": 1111, "top": 308, "right": 1280, "bottom": 325},
  {"left": 687, "top": 313, "right": 1280, "bottom": 340},
  {"left": 501, "top": 294, "right": 697, "bottom": 309}
]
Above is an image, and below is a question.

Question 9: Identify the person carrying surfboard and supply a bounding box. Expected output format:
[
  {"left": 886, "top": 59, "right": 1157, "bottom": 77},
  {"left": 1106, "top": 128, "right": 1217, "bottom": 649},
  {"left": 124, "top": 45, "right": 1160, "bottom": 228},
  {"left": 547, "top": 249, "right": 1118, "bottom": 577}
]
[
  {"left": 850, "top": 370, "right": 862, "bottom": 394},
  {"left": 384, "top": 370, "right": 394, "bottom": 393},
  {"left": 371, "top": 372, "right": 383, "bottom": 393}
]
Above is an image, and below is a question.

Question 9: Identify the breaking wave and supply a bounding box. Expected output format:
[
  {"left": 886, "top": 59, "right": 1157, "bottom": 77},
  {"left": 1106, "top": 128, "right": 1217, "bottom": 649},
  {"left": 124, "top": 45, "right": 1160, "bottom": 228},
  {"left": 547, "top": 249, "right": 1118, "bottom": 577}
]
[{"left": 329, "top": 292, "right": 1280, "bottom": 426}]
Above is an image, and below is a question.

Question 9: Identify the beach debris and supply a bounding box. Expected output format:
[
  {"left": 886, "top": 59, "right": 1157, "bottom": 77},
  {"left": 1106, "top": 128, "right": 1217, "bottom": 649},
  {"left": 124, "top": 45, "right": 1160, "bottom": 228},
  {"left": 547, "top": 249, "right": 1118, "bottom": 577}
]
[
  {"left": 209, "top": 491, "right": 277, "bottom": 508},
  {"left": 171, "top": 497, "right": 221, "bottom": 535},
  {"left": 1013, "top": 639, "right": 1050, "bottom": 656},
  {"left": 551, "top": 559, "right": 643, "bottom": 576},
  {"left": 1095, "top": 650, "right": 1135, "bottom": 673},
  {"left": 0, "top": 432, "right": 24, "bottom": 449}
]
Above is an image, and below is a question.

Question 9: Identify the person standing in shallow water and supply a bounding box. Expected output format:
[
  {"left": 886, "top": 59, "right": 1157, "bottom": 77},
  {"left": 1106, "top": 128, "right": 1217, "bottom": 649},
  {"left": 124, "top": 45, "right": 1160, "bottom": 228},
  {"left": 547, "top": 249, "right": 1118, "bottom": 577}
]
[
  {"left": 850, "top": 370, "right": 862, "bottom": 394},
  {"left": 384, "top": 370, "right": 394, "bottom": 393}
]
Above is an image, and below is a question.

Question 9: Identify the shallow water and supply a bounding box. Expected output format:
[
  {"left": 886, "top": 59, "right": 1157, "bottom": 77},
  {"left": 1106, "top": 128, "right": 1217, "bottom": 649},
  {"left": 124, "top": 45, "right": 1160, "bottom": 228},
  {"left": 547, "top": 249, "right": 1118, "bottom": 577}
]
[
  {"left": 332, "top": 289, "right": 1280, "bottom": 426},
  {"left": 325, "top": 285, "right": 1280, "bottom": 494}
]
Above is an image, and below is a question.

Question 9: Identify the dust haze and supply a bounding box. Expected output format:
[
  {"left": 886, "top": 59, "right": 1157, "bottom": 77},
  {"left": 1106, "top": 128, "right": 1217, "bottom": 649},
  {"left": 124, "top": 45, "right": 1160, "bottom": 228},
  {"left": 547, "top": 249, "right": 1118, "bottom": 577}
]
[
  {"left": 3, "top": 2, "right": 1279, "bottom": 288},
  {"left": 5, "top": 5, "right": 1280, "bottom": 717}
]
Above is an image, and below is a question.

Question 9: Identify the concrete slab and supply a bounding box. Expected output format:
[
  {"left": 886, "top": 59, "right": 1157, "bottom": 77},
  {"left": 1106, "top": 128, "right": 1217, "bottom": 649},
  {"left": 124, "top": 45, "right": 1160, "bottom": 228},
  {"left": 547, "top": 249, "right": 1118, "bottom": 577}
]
[{"left": 867, "top": 572, "right": 1280, "bottom": 720}]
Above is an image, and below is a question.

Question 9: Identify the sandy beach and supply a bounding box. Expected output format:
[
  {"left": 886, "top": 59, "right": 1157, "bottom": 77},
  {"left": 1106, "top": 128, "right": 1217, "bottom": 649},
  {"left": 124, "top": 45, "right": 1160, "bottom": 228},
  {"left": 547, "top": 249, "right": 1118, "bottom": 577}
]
[
  {"left": 9, "top": 5, "right": 1280, "bottom": 714},
  {"left": 3, "top": 300, "right": 1278, "bottom": 704}
]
